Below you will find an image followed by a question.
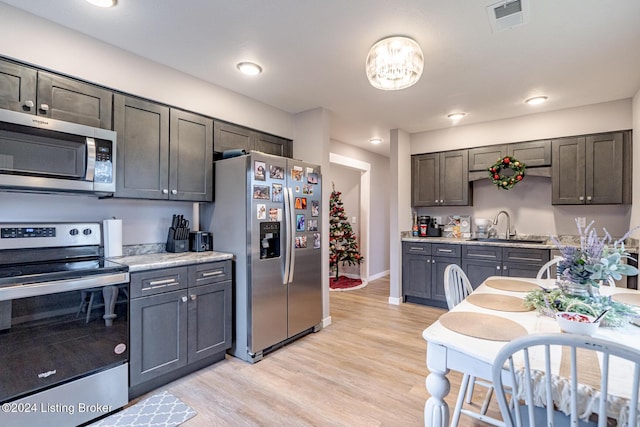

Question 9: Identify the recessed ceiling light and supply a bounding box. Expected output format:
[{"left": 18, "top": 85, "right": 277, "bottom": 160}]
[
  {"left": 86, "top": 0, "right": 117, "bottom": 7},
  {"left": 237, "top": 62, "right": 263, "bottom": 76},
  {"left": 525, "top": 96, "right": 548, "bottom": 105},
  {"left": 447, "top": 112, "right": 466, "bottom": 120},
  {"left": 369, "top": 138, "right": 383, "bottom": 145}
]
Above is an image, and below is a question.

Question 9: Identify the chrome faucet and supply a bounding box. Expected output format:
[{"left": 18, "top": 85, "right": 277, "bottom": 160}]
[{"left": 492, "top": 210, "right": 515, "bottom": 239}]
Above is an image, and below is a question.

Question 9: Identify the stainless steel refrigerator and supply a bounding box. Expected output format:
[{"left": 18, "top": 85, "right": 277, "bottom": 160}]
[{"left": 201, "top": 151, "right": 322, "bottom": 363}]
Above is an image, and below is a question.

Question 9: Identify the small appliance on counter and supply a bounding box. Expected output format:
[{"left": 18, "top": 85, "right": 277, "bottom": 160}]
[
  {"left": 419, "top": 216, "right": 430, "bottom": 237},
  {"left": 166, "top": 214, "right": 190, "bottom": 253},
  {"left": 427, "top": 217, "right": 442, "bottom": 237},
  {"left": 189, "top": 231, "right": 212, "bottom": 252}
]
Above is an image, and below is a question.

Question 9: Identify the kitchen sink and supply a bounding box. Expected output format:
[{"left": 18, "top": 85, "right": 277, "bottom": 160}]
[{"left": 466, "top": 238, "right": 546, "bottom": 244}]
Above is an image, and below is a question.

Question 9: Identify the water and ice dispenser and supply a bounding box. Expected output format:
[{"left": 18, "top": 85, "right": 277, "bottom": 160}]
[{"left": 260, "top": 222, "right": 280, "bottom": 259}]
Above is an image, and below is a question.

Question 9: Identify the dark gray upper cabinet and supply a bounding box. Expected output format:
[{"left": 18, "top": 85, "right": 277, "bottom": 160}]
[
  {"left": 214, "top": 120, "right": 292, "bottom": 158},
  {"left": 169, "top": 109, "right": 214, "bottom": 202},
  {"left": 552, "top": 132, "right": 630, "bottom": 205},
  {"left": 114, "top": 94, "right": 213, "bottom": 202},
  {"left": 252, "top": 132, "right": 292, "bottom": 157},
  {"left": 0, "top": 59, "right": 37, "bottom": 113},
  {"left": 0, "top": 59, "right": 112, "bottom": 129},
  {"left": 412, "top": 150, "right": 471, "bottom": 207},
  {"left": 114, "top": 94, "right": 170, "bottom": 200},
  {"left": 214, "top": 121, "right": 251, "bottom": 153},
  {"left": 469, "top": 139, "right": 551, "bottom": 172},
  {"left": 508, "top": 140, "right": 551, "bottom": 167},
  {"left": 37, "top": 71, "right": 113, "bottom": 129},
  {"left": 468, "top": 145, "right": 507, "bottom": 171}
]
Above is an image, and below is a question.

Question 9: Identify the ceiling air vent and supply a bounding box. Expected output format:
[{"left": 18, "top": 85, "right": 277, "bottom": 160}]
[{"left": 486, "top": 0, "right": 529, "bottom": 33}]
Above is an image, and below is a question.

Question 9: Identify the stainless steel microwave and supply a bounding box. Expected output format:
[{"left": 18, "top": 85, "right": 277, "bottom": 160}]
[{"left": 0, "top": 109, "right": 116, "bottom": 196}]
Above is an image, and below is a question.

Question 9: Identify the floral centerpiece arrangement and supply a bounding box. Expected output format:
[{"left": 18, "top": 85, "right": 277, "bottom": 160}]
[{"left": 524, "top": 219, "right": 640, "bottom": 326}]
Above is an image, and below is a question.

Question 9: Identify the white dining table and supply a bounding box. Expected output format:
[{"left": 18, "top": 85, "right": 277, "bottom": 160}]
[{"left": 421, "top": 276, "right": 640, "bottom": 427}]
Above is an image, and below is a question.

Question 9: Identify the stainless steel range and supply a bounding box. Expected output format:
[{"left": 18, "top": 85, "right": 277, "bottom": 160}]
[{"left": 0, "top": 222, "right": 129, "bottom": 427}]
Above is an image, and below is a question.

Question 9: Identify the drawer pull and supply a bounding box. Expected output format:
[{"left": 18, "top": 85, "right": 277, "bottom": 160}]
[
  {"left": 148, "top": 278, "right": 177, "bottom": 287},
  {"left": 437, "top": 249, "right": 453, "bottom": 253},
  {"left": 410, "top": 247, "right": 426, "bottom": 251},
  {"left": 202, "top": 271, "right": 224, "bottom": 277}
]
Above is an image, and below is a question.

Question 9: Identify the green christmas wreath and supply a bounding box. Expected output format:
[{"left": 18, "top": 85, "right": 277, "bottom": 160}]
[{"left": 488, "top": 156, "right": 526, "bottom": 190}]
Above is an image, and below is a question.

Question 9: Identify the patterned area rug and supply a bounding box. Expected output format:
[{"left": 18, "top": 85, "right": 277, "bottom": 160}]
[
  {"left": 330, "top": 276, "right": 367, "bottom": 291},
  {"left": 89, "top": 391, "right": 196, "bottom": 427}
]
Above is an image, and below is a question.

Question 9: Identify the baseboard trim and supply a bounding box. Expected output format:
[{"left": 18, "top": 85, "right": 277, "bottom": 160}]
[
  {"left": 388, "top": 296, "right": 402, "bottom": 305},
  {"left": 369, "top": 270, "right": 390, "bottom": 281}
]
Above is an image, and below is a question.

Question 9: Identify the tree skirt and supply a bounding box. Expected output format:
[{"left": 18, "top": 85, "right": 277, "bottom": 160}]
[{"left": 329, "top": 276, "right": 367, "bottom": 291}]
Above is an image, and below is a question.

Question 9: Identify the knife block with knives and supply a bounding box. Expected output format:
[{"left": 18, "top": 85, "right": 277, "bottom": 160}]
[{"left": 166, "top": 214, "right": 190, "bottom": 253}]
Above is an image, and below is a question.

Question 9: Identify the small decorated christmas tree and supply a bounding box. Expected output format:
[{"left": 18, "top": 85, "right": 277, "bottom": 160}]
[{"left": 329, "top": 182, "right": 364, "bottom": 280}]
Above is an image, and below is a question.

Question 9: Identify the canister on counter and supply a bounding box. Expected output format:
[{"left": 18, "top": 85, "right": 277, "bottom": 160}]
[{"left": 419, "top": 216, "right": 430, "bottom": 237}]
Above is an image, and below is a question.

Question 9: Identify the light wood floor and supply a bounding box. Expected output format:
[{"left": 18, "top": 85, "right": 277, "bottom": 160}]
[{"left": 142, "top": 277, "right": 502, "bottom": 426}]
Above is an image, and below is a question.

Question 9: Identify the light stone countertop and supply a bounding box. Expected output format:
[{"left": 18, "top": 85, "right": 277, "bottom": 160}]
[
  {"left": 109, "top": 251, "right": 234, "bottom": 272},
  {"left": 401, "top": 232, "right": 639, "bottom": 253}
]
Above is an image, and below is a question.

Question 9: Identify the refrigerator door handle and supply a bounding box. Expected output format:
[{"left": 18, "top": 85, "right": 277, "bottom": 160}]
[
  {"left": 287, "top": 187, "right": 296, "bottom": 283},
  {"left": 283, "top": 185, "right": 292, "bottom": 285}
]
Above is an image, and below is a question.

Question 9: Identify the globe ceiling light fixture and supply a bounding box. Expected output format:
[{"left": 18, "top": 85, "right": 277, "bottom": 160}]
[
  {"left": 365, "top": 36, "right": 424, "bottom": 91},
  {"left": 237, "top": 62, "right": 263, "bottom": 76},
  {"left": 525, "top": 96, "right": 548, "bottom": 105},
  {"left": 86, "top": 0, "right": 117, "bottom": 7}
]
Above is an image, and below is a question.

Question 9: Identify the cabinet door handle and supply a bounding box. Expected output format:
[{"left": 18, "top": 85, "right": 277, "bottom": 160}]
[
  {"left": 190, "top": 294, "right": 197, "bottom": 301},
  {"left": 202, "top": 271, "right": 223, "bottom": 277},
  {"left": 148, "top": 278, "right": 177, "bottom": 287},
  {"left": 503, "top": 265, "right": 508, "bottom": 270},
  {"left": 171, "top": 189, "right": 178, "bottom": 195},
  {"left": 181, "top": 296, "right": 188, "bottom": 303},
  {"left": 496, "top": 266, "right": 501, "bottom": 270},
  {"left": 579, "top": 196, "right": 584, "bottom": 201},
  {"left": 586, "top": 196, "right": 592, "bottom": 201},
  {"left": 434, "top": 200, "right": 439, "bottom": 204},
  {"left": 432, "top": 259, "right": 435, "bottom": 264},
  {"left": 39, "top": 103, "right": 49, "bottom": 112},
  {"left": 24, "top": 100, "right": 34, "bottom": 109},
  {"left": 162, "top": 189, "right": 169, "bottom": 194}
]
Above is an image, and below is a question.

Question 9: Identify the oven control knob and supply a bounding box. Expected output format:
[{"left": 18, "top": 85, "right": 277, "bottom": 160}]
[
  {"left": 83, "top": 228, "right": 92, "bottom": 236},
  {"left": 69, "top": 228, "right": 79, "bottom": 236}
]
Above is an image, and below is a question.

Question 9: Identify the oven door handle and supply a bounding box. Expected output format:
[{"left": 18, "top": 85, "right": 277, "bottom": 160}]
[{"left": 0, "top": 272, "right": 130, "bottom": 301}]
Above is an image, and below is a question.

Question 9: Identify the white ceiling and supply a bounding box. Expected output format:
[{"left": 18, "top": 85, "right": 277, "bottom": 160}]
[{"left": 3, "top": 0, "right": 640, "bottom": 157}]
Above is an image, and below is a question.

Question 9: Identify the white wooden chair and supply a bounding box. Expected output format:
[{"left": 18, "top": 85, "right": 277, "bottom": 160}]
[
  {"left": 491, "top": 333, "right": 640, "bottom": 427},
  {"left": 537, "top": 257, "right": 616, "bottom": 286},
  {"left": 536, "top": 256, "right": 562, "bottom": 280},
  {"left": 443, "top": 264, "right": 502, "bottom": 426}
]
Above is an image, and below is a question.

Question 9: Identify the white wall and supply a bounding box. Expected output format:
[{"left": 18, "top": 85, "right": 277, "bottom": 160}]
[
  {"left": 329, "top": 140, "right": 390, "bottom": 279},
  {"left": 412, "top": 99, "right": 632, "bottom": 153}
]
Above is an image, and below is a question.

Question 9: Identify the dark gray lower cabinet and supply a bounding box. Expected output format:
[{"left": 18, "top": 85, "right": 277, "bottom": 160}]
[
  {"left": 461, "top": 245, "right": 550, "bottom": 288},
  {"left": 129, "top": 261, "right": 232, "bottom": 398},
  {"left": 402, "top": 242, "right": 460, "bottom": 308}
]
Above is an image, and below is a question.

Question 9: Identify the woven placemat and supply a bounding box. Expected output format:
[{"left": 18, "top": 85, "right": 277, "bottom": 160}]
[
  {"left": 611, "top": 292, "right": 640, "bottom": 307},
  {"left": 466, "top": 293, "right": 533, "bottom": 312},
  {"left": 484, "top": 278, "right": 540, "bottom": 292},
  {"left": 439, "top": 311, "right": 528, "bottom": 341}
]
